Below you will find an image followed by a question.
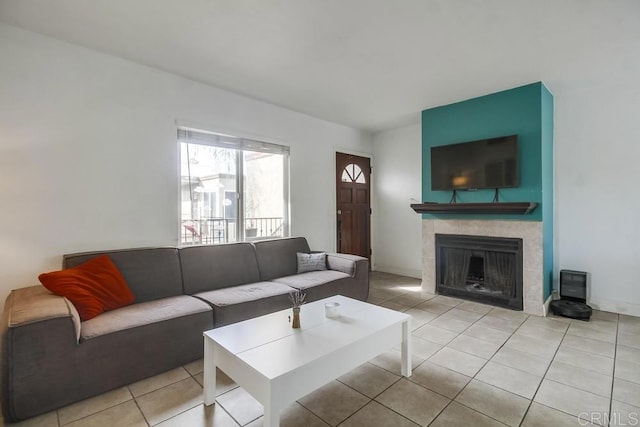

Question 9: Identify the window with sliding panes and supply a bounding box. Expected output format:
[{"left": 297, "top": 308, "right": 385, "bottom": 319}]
[{"left": 178, "top": 128, "right": 290, "bottom": 245}]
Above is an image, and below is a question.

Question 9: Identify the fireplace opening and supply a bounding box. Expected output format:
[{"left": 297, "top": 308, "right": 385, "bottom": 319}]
[{"left": 436, "top": 234, "right": 523, "bottom": 310}]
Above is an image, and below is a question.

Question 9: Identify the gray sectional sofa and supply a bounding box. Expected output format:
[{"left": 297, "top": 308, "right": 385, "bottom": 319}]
[{"left": 1, "top": 237, "right": 368, "bottom": 422}]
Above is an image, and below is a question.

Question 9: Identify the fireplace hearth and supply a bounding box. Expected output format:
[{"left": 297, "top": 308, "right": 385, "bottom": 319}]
[{"left": 435, "top": 234, "right": 523, "bottom": 310}]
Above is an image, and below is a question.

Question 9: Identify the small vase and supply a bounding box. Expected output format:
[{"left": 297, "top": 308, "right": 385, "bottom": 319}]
[{"left": 292, "top": 307, "right": 301, "bottom": 328}]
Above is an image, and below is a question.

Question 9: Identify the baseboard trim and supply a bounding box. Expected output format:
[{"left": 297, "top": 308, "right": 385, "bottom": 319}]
[
  {"left": 589, "top": 298, "right": 640, "bottom": 317},
  {"left": 372, "top": 264, "right": 422, "bottom": 279},
  {"left": 542, "top": 295, "right": 553, "bottom": 317}
]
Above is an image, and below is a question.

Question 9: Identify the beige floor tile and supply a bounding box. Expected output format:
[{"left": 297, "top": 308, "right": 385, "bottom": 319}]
[
  {"left": 455, "top": 380, "right": 530, "bottom": 426},
  {"left": 414, "top": 300, "right": 452, "bottom": 315},
  {"left": 128, "top": 367, "right": 190, "bottom": 397},
  {"left": 522, "top": 315, "right": 570, "bottom": 333},
  {"left": 246, "top": 402, "right": 330, "bottom": 427},
  {"left": 456, "top": 301, "right": 494, "bottom": 315},
  {"left": 545, "top": 360, "right": 612, "bottom": 398},
  {"left": 618, "top": 331, "right": 640, "bottom": 350},
  {"left": 366, "top": 296, "right": 386, "bottom": 305},
  {"left": 388, "top": 294, "right": 427, "bottom": 308},
  {"left": 58, "top": 387, "right": 132, "bottom": 425},
  {"left": 448, "top": 334, "right": 501, "bottom": 359},
  {"left": 490, "top": 347, "right": 551, "bottom": 377},
  {"left": 395, "top": 335, "right": 442, "bottom": 359},
  {"left": 298, "top": 380, "right": 368, "bottom": 426},
  {"left": 136, "top": 377, "right": 203, "bottom": 426},
  {"left": 64, "top": 400, "right": 146, "bottom": 427},
  {"left": 616, "top": 345, "right": 640, "bottom": 366},
  {"left": 215, "top": 387, "right": 263, "bottom": 426},
  {"left": 514, "top": 324, "right": 565, "bottom": 345},
  {"left": 429, "top": 347, "right": 487, "bottom": 377},
  {"left": 521, "top": 402, "right": 597, "bottom": 427},
  {"left": 3, "top": 411, "right": 59, "bottom": 427},
  {"left": 338, "top": 363, "right": 400, "bottom": 398},
  {"left": 368, "top": 288, "right": 397, "bottom": 300},
  {"left": 591, "top": 310, "right": 619, "bottom": 323},
  {"left": 193, "top": 369, "right": 238, "bottom": 396},
  {"left": 561, "top": 334, "right": 615, "bottom": 358},
  {"left": 476, "top": 361, "right": 542, "bottom": 399},
  {"left": 403, "top": 308, "right": 439, "bottom": 330},
  {"left": 375, "top": 378, "right": 449, "bottom": 426},
  {"left": 368, "top": 349, "right": 426, "bottom": 375},
  {"left": 183, "top": 358, "right": 204, "bottom": 375},
  {"left": 486, "top": 307, "right": 529, "bottom": 324},
  {"left": 339, "top": 401, "right": 419, "bottom": 427},
  {"left": 429, "top": 316, "right": 472, "bottom": 333},
  {"left": 610, "top": 400, "right": 640, "bottom": 427},
  {"left": 533, "top": 379, "right": 610, "bottom": 418},
  {"left": 554, "top": 346, "right": 614, "bottom": 376},
  {"left": 412, "top": 324, "right": 459, "bottom": 345},
  {"left": 430, "top": 401, "right": 507, "bottom": 427},
  {"left": 464, "top": 324, "right": 512, "bottom": 345},
  {"left": 567, "top": 320, "right": 617, "bottom": 344},
  {"left": 193, "top": 368, "right": 238, "bottom": 397},
  {"left": 439, "top": 307, "right": 484, "bottom": 323},
  {"left": 504, "top": 333, "right": 559, "bottom": 359},
  {"left": 615, "top": 360, "right": 640, "bottom": 385},
  {"left": 431, "top": 295, "right": 463, "bottom": 307},
  {"left": 613, "top": 378, "right": 640, "bottom": 407},
  {"left": 155, "top": 403, "right": 238, "bottom": 427},
  {"left": 474, "top": 316, "right": 522, "bottom": 333},
  {"left": 409, "top": 362, "right": 471, "bottom": 399}
]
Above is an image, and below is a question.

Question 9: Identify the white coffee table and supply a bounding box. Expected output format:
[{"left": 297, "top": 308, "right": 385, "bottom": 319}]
[{"left": 203, "top": 295, "right": 411, "bottom": 427}]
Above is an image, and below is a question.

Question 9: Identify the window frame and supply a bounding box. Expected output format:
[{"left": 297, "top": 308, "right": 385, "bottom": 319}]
[{"left": 178, "top": 127, "right": 290, "bottom": 245}]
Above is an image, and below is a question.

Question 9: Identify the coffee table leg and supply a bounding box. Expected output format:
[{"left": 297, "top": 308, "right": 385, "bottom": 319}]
[
  {"left": 263, "top": 404, "right": 280, "bottom": 427},
  {"left": 203, "top": 337, "right": 217, "bottom": 406},
  {"left": 401, "top": 318, "right": 412, "bottom": 377}
]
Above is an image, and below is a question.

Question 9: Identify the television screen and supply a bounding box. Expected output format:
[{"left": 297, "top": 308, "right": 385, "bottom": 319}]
[{"left": 430, "top": 135, "right": 518, "bottom": 191}]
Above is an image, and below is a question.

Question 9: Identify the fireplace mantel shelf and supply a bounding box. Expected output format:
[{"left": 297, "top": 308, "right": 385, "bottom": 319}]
[{"left": 410, "top": 202, "right": 538, "bottom": 215}]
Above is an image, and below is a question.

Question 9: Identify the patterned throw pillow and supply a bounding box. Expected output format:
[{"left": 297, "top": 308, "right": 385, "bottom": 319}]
[{"left": 297, "top": 252, "right": 327, "bottom": 273}]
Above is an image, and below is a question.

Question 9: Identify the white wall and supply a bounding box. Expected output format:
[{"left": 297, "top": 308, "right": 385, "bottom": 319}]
[
  {"left": 553, "top": 79, "right": 640, "bottom": 316},
  {"left": 371, "top": 124, "right": 422, "bottom": 278},
  {"left": 0, "top": 24, "right": 372, "bottom": 305}
]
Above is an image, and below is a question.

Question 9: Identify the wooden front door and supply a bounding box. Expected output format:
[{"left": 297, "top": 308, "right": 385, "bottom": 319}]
[{"left": 336, "top": 152, "right": 371, "bottom": 259}]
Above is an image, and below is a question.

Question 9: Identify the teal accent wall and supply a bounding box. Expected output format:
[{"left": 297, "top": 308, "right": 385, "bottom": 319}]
[{"left": 422, "top": 82, "right": 554, "bottom": 300}]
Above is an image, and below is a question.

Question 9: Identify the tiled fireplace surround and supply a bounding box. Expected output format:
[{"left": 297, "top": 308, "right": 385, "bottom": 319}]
[{"left": 422, "top": 219, "right": 545, "bottom": 316}]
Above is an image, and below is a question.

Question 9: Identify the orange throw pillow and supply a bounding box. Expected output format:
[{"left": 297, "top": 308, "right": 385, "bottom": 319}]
[{"left": 39, "top": 255, "right": 135, "bottom": 321}]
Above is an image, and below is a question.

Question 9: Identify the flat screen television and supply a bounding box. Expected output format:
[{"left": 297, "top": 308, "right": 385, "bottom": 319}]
[{"left": 430, "top": 135, "right": 519, "bottom": 191}]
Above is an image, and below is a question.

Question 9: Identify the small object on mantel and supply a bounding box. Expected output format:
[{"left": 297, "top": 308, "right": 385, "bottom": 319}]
[{"left": 410, "top": 201, "right": 538, "bottom": 215}]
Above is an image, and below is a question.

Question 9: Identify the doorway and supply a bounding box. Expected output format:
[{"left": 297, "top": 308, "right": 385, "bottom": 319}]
[{"left": 336, "top": 152, "right": 371, "bottom": 259}]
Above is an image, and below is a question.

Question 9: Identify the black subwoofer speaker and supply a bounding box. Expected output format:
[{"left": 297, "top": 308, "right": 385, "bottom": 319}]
[{"left": 550, "top": 269, "right": 592, "bottom": 320}]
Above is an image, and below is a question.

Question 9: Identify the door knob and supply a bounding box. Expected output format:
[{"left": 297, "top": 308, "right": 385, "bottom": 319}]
[{"left": 337, "top": 209, "right": 342, "bottom": 215}]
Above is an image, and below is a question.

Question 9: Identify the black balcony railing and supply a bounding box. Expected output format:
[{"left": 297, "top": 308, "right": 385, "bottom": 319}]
[{"left": 181, "top": 217, "right": 284, "bottom": 245}]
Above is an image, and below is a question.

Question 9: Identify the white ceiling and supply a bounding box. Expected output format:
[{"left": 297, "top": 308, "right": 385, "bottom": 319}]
[{"left": 1, "top": 0, "right": 639, "bottom": 132}]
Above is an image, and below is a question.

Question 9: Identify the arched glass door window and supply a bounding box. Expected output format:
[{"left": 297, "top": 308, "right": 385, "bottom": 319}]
[{"left": 341, "top": 163, "right": 366, "bottom": 184}]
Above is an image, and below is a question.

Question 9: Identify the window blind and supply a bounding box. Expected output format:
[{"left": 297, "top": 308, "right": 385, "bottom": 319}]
[{"left": 177, "top": 128, "right": 290, "bottom": 155}]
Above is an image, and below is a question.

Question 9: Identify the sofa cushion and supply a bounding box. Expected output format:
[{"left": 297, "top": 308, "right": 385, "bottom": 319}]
[
  {"left": 179, "top": 243, "right": 261, "bottom": 294},
  {"left": 273, "top": 270, "right": 350, "bottom": 290},
  {"left": 64, "top": 248, "right": 183, "bottom": 303},
  {"left": 194, "top": 281, "right": 296, "bottom": 327},
  {"left": 39, "top": 255, "right": 135, "bottom": 321},
  {"left": 80, "top": 295, "right": 211, "bottom": 340},
  {"left": 254, "top": 237, "right": 311, "bottom": 281}
]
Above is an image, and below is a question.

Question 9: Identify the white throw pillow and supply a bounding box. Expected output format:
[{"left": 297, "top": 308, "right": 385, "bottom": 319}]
[{"left": 297, "top": 252, "right": 327, "bottom": 273}]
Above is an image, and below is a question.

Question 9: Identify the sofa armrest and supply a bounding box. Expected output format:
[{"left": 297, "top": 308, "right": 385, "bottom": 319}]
[
  {"left": 326, "top": 253, "right": 368, "bottom": 277},
  {"left": 3, "top": 285, "right": 81, "bottom": 342}
]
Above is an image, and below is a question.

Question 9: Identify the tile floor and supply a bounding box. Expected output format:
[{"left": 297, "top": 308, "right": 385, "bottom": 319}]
[{"left": 3, "top": 272, "right": 639, "bottom": 427}]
